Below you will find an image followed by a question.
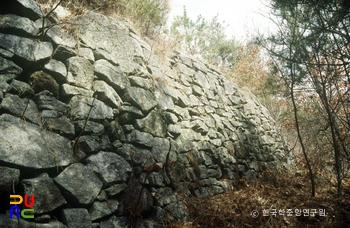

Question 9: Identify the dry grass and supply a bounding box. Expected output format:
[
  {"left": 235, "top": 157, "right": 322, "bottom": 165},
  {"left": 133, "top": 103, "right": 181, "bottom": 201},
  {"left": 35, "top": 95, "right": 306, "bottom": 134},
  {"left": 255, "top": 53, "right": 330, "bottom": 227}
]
[{"left": 163, "top": 167, "right": 350, "bottom": 228}]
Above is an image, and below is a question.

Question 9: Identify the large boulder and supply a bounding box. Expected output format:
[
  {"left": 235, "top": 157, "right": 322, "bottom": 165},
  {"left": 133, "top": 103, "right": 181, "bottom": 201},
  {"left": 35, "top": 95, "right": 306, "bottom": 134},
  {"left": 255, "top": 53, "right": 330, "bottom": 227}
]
[
  {"left": 0, "top": 33, "right": 52, "bottom": 66},
  {"left": 54, "top": 163, "right": 103, "bottom": 206},
  {"left": 0, "top": 14, "right": 39, "bottom": 37},
  {"left": 122, "top": 87, "right": 157, "bottom": 114},
  {"left": 66, "top": 56, "right": 94, "bottom": 90},
  {"left": 74, "top": 12, "right": 143, "bottom": 70},
  {"left": 21, "top": 174, "right": 67, "bottom": 214},
  {"left": 0, "top": 114, "right": 72, "bottom": 169},
  {"left": 85, "top": 152, "right": 132, "bottom": 187},
  {"left": 94, "top": 59, "right": 130, "bottom": 93}
]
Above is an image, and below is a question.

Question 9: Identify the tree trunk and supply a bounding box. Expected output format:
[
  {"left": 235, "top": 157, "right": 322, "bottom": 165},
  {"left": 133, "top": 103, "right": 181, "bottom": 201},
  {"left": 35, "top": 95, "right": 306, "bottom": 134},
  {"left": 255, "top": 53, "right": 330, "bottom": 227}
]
[{"left": 290, "top": 81, "right": 316, "bottom": 197}]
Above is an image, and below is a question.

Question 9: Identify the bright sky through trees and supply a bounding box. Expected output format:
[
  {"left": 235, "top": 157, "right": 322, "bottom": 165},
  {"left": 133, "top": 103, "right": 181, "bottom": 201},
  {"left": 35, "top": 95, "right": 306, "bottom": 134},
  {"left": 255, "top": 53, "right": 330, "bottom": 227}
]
[{"left": 168, "top": 0, "right": 275, "bottom": 40}]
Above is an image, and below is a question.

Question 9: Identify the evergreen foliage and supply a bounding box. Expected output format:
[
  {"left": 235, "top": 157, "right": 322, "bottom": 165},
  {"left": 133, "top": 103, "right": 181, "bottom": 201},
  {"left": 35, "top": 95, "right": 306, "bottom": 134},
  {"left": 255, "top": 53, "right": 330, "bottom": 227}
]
[
  {"left": 170, "top": 7, "right": 241, "bottom": 66},
  {"left": 261, "top": 0, "right": 350, "bottom": 197}
]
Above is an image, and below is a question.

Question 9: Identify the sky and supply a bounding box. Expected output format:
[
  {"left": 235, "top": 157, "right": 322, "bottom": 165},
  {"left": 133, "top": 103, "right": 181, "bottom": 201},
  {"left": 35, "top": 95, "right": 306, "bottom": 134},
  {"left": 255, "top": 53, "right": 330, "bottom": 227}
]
[{"left": 167, "top": 0, "right": 275, "bottom": 41}]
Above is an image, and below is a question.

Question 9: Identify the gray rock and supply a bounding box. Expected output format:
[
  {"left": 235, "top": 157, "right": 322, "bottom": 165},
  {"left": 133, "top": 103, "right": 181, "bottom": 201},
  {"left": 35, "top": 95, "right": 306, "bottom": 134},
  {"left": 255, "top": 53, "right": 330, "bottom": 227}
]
[
  {"left": 43, "top": 116, "right": 75, "bottom": 137},
  {"left": 54, "top": 163, "right": 103, "bottom": 205},
  {"left": 0, "top": 166, "right": 20, "bottom": 195},
  {"left": 140, "top": 172, "right": 164, "bottom": 187},
  {"left": 216, "top": 147, "right": 236, "bottom": 165},
  {"left": 244, "top": 170, "right": 257, "bottom": 183},
  {"left": 45, "top": 25, "right": 77, "bottom": 48},
  {"left": 224, "top": 82, "right": 237, "bottom": 95},
  {"left": 100, "top": 216, "right": 129, "bottom": 228},
  {"left": 197, "top": 165, "right": 209, "bottom": 179},
  {"left": 112, "top": 139, "right": 123, "bottom": 149},
  {"left": 175, "top": 62, "right": 195, "bottom": 77},
  {"left": 189, "top": 94, "right": 202, "bottom": 106},
  {"left": 0, "top": 14, "right": 39, "bottom": 37},
  {"left": 193, "top": 71, "right": 210, "bottom": 90},
  {"left": 105, "top": 183, "right": 127, "bottom": 197},
  {"left": 163, "top": 112, "right": 178, "bottom": 124},
  {"left": 66, "top": 57, "right": 94, "bottom": 89},
  {"left": 123, "top": 87, "right": 157, "bottom": 113},
  {"left": 93, "top": 49, "right": 117, "bottom": 64},
  {"left": 74, "top": 120, "right": 105, "bottom": 135},
  {"left": 86, "top": 151, "right": 132, "bottom": 186},
  {"left": 129, "top": 76, "right": 153, "bottom": 91},
  {"left": 21, "top": 173, "right": 67, "bottom": 214},
  {"left": 177, "top": 92, "right": 191, "bottom": 108},
  {"left": 135, "top": 110, "right": 167, "bottom": 137},
  {"left": 190, "top": 119, "right": 209, "bottom": 135},
  {"left": 207, "top": 169, "right": 221, "bottom": 178},
  {"left": 34, "top": 17, "right": 53, "bottom": 32},
  {"left": 154, "top": 88, "right": 175, "bottom": 111},
  {"left": 53, "top": 45, "right": 76, "bottom": 61},
  {"left": 69, "top": 96, "right": 113, "bottom": 120},
  {"left": 0, "top": 94, "right": 41, "bottom": 124},
  {"left": 43, "top": 59, "right": 68, "bottom": 84},
  {"left": 78, "top": 47, "right": 95, "bottom": 63},
  {"left": 126, "top": 129, "right": 153, "bottom": 148},
  {"left": 211, "top": 185, "right": 225, "bottom": 195},
  {"left": 164, "top": 202, "right": 189, "bottom": 221},
  {"left": 223, "top": 168, "right": 239, "bottom": 181},
  {"left": 153, "top": 187, "right": 177, "bottom": 207},
  {"left": 119, "top": 105, "right": 144, "bottom": 123},
  {"left": 118, "top": 144, "right": 153, "bottom": 166},
  {"left": 0, "top": 55, "right": 22, "bottom": 75},
  {"left": 192, "top": 141, "right": 211, "bottom": 151},
  {"left": 194, "top": 187, "right": 211, "bottom": 199},
  {"left": 61, "top": 84, "right": 94, "bottom": 98},
  {"left": 176, "top": 128, "right": 202, "bottom": 143},
  {"left": 74, "top": 12, "right": 143, "bottom": 70},
  {"left": 9, "top": 79, "right": 34, "bottom": 96},
  {"left": 0, "top": 114, "right": 72, "bottom": 169},
  {"left": 50, "top": 5, "right": 71, "bottom": 21},
  {"left": 167, "top": 124, "right": 181, "bottom": 137},
  {"left": 0, "top": 47, "right": 15, "bottom": 59},
  {"left": 89, "top": 200, "right": 119, "bottom": 221},
  {"left": 192, "top": 85, "right": 203, "bottom": 96},
  {"left": 94, "top": 59, "right": 129, "bottom": 92},
  {"left": 107, "top": 120, "right": 126, "bottom": 142},
  {"left": 172, "top": 105, "right": 191, "bottom": 120},
  {"left": 151, "top": 137, "right": 170, "bottom": 164},
  {"left": 34, "top": 214, "right": 51, "bottom": 223},
  {"left": 62, "top": 208, "right": 92, "bottom": 228},
  {"left": 0, "top": 33, "right": 53, "bottom": 65},
  {"left": 41, "top": 110, "right": 63, "bottom": 118},
  {"left": 93, "top": 80, "right": 123, "bottom": 108},
  {"left": 34, "top": 90, "right": 69, "bottom": 114},
  {"left": 261, "top": 134, "right": 276, "bottom": 145},
  {"left": 0, "top": 214, "right": 67, "bottom": 228},
  {"left": 123, "top": 124, "right": 135, "bottom": 133},
  {"left": 76, "top": 135, "right": 103, "bottom": 154}
]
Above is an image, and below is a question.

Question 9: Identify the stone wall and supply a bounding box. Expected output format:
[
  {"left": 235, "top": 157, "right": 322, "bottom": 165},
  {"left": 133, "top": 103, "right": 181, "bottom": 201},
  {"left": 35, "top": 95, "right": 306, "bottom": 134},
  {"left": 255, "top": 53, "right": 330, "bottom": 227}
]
[{"left": 0, "top": 0, "right": 293, "bottom": 227}]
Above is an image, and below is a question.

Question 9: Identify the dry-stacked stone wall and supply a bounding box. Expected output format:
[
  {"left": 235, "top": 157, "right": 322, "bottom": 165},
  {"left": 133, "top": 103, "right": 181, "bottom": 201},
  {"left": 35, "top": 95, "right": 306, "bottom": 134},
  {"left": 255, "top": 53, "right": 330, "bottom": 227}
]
[{"left": 0, "top": 0, "right": 293, "bottom": 227}]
